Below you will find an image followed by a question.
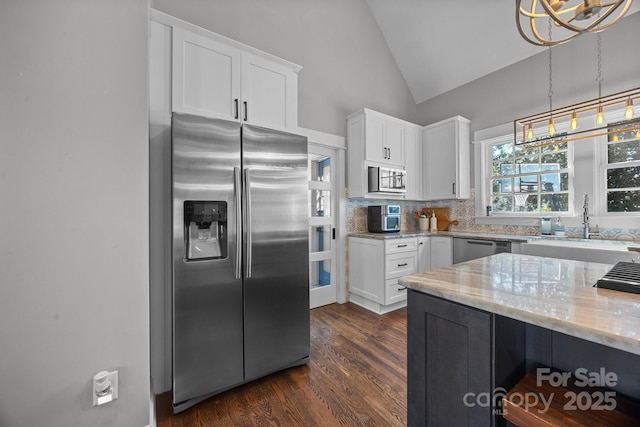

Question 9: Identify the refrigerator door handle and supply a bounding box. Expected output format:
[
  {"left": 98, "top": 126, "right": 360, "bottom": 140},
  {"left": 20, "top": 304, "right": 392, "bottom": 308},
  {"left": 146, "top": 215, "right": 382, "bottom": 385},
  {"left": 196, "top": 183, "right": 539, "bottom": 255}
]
[
  {"left": 244, "top": 168, "right": 253, "bottom": 278},
  {"left": 234, "top": 166, "right": 242, "bottom": 279}
]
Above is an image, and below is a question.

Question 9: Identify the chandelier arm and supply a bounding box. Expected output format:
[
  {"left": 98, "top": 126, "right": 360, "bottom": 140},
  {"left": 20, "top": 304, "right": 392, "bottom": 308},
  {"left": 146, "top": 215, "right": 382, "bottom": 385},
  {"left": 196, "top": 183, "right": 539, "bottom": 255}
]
[
  {"left": 580, "top": 1, "right": 633, "bottom": 32},
  {"left": 523, "top": 20, "right": 582, "bottom": 46},
  {"left": 519, "top": 6, "right": 579, "bottom": 18}
]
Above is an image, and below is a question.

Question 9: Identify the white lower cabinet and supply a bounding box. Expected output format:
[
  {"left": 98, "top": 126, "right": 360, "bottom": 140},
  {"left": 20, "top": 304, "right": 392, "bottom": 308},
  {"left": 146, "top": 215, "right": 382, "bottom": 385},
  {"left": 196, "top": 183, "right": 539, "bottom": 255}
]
[
  {"left": 349, "top": 236, "right": 417, "bottom": 314},
  {"left": 430, "top": 236, "right": 453, "bottom": 269},
  {"left": 418, "top": 236, "right": 431, "bottom": 272}
]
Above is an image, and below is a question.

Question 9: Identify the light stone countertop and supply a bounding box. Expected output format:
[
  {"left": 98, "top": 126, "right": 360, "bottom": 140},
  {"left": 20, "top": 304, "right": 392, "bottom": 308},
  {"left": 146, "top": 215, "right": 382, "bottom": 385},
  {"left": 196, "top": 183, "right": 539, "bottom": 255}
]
[
  {"left": 399, "top": 253, "right": 640, "bottom": 356},
  {"left": 349, "top": 230, "right": 532, "bottom": 243}
]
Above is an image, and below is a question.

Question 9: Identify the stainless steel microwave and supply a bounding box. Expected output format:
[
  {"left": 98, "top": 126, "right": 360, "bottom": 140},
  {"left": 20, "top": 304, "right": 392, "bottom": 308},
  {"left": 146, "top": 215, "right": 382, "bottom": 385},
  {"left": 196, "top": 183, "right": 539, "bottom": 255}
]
[
  {"left": 368, "top": 205, "right": 401, "bottom": 233},
  {"left": 368, "top": 166, "right": 406, "bottom": 194}
]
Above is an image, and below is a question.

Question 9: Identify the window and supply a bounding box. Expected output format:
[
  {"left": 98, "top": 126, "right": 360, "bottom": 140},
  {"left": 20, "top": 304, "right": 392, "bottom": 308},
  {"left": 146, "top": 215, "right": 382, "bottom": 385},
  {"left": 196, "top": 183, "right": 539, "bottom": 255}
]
[
  {"left": 488, "top": 135, "right": 571, "bottom": 214},
  {"left": 604, "top": 118, "right": 640, "bottom": 212}
]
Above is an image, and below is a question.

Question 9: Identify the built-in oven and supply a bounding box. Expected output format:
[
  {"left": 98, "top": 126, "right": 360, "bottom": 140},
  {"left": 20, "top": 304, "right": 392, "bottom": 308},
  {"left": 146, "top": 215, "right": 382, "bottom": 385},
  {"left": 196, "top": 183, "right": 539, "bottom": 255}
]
[
  {"left": 368, "top": 205, "right": 401, "bottom": 233},
  {"left": 368, "top": 166, "right": 406, "bottom": 194}
]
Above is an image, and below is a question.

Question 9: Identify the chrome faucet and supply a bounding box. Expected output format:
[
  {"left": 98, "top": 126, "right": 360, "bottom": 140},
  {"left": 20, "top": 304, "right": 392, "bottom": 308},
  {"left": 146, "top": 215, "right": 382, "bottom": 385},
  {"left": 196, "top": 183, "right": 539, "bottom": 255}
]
[
  {"left": 582, "top": 195, "right": 590, "bottom": 239},
  {"left": 582, "top": 195, "right": 600, "bottom": 239}
]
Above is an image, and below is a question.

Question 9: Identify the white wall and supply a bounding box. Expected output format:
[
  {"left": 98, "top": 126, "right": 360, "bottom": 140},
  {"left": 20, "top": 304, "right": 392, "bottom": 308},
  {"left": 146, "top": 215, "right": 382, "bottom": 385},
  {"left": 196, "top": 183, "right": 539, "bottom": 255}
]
[
  {"left": 0, "top": 1, "right": 150, "bottom": 426},
  {"left": 151, "top": 0, "right": 419, "bottom": 136}
]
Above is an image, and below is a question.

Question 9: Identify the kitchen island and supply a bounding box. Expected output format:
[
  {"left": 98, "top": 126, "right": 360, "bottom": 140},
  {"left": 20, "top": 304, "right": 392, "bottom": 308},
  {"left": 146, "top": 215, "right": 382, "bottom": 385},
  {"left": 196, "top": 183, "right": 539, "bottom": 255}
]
[{"left": 399, "top": 253, "right": 640, "bottom": 426}]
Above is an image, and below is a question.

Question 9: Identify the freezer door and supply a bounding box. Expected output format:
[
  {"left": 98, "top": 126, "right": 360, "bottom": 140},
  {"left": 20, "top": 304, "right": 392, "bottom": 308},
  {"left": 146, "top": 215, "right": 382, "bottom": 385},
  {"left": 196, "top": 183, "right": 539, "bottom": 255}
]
[
  {"left": 172, "top": 113, "right": 243, "bottom": 409},
  {"left": 242, "top": 124, "right": 310, "bottom": 380}
]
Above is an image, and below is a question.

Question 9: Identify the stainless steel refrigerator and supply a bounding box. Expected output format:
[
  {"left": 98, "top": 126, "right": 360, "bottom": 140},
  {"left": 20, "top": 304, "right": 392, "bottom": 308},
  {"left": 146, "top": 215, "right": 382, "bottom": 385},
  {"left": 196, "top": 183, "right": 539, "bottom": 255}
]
[{"left": 171, "top": 113, "right": 310, "bottom": 413}]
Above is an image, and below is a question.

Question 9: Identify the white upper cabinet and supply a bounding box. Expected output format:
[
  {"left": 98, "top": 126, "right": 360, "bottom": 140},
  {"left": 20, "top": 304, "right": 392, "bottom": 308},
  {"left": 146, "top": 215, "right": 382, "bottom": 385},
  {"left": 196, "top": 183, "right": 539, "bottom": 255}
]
[
  {"left": 347, "top": 108, "right": 412, "bottom": 198},
  {"left": 171, "top": 25, "right": 300, "bottom": 130},
  {"left": 172, "top": 28, "right": 241, "bottom": 121},
  {"left": 422, "top": 116, "right": 470, "bottom": 200},
  {"left": 357, "top": 109, "right": 405, "bottom": 168}
]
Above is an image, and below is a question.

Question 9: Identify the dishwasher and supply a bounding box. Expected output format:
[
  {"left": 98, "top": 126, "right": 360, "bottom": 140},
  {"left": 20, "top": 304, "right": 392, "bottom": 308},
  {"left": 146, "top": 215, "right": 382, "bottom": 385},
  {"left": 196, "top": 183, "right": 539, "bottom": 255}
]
[{"left": 453, "top": 237, "right": 511, "bottom": 263}]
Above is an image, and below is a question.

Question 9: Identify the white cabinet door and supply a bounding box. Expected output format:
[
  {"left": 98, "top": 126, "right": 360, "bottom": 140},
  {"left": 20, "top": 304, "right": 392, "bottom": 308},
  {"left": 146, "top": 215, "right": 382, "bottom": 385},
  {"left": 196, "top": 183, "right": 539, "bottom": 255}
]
[
  {"left": 422, "top": 116, "right": 470, "bottom": 200},
  {"left": 418, "top": 237, "right": 431, "bottom": 272},
  {"left": 430, "top": 236, "right": 453, "bottom": 270},
  {"left": 364, "top": 112, "right": 404, "bottom": 167},
  {"left": 385, "top": 119, "right": 405, "bottom": 167},
  {"left": 349, "top": 238, "right": 385, "bottom": 304},
  {"left": 364, "top": 113, "right": 387, "bottom": 164},
  {"left": 172, "top": 27, "right": 241, "bottom": 121},
  {"left": 241, "top": 53, "right": 298, "bottom": 130}
]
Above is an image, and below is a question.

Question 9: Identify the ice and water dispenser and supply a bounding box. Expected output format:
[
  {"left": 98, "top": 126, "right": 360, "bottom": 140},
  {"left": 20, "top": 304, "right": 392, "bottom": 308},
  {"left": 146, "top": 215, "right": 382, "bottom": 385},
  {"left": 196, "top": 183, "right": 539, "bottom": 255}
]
[{"left": 184, "top": 201, "right": 227, "bottom": 260}]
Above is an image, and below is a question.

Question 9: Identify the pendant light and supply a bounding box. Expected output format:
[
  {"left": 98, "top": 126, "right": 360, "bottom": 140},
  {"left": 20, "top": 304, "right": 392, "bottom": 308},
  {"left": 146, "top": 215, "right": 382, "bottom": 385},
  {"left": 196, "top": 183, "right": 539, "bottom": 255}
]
[{"left": 625, "top": 97, "right": 635, "bottom": 120}]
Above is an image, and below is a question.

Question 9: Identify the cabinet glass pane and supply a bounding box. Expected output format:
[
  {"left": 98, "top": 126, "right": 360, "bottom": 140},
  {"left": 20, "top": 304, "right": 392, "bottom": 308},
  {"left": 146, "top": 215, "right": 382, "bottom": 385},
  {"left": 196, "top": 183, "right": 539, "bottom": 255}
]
[
  {"left": 310, "top": 225, "right": 332, "bottom": 253},
  {"left": 309, "top": 154, "right": 331, "bottom": 183},
  {"left": 311, "top": 189, "right": 331, "bottom": 217},
  {"left": 310, "top": 259, "right": 331, "bottom": 289}
]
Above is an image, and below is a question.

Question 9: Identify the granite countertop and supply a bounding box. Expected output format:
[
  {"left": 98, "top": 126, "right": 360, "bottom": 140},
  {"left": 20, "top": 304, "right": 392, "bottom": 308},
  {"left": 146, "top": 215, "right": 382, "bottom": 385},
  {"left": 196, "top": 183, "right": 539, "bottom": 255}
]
[
  {"left": 399, "top": 253, "right": 640, "bottom": 356},
  {"left": 349, "top": 230, "right": 532, "bottom": 243}
]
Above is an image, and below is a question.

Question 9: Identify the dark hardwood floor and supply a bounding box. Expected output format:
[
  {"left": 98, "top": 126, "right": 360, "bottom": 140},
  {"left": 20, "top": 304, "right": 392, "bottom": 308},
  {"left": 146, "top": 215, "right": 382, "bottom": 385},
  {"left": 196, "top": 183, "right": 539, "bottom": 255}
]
[{"left": 156, "top": 303, "right": 407, "bottom": 426}]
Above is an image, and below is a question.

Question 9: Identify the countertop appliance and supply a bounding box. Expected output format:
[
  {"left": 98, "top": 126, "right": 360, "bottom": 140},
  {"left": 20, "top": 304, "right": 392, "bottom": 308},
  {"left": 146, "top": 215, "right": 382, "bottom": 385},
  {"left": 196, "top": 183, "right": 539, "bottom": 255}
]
[
  {"left": 368, "top": 166, "right": 406, "bottom": 194},
  {"left": 368, "top": 204, "right": 401, "bottom": 233},
  {"left": 453, "top": 237, "right": 511, "bottom": 264},
  {"left": 172, "top": 113, "right": 310, "bottom": 413}
]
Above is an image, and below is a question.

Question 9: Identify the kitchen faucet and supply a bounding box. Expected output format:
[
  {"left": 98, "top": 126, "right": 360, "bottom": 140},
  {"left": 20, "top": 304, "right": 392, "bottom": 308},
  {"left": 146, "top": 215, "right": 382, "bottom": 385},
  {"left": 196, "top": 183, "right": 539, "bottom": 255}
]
[
  {"left": 582, "top": 195, "right": 589, "bottom": 238},
  {"left": 582, "top": 195, "right": 600, "bottom": 239}
]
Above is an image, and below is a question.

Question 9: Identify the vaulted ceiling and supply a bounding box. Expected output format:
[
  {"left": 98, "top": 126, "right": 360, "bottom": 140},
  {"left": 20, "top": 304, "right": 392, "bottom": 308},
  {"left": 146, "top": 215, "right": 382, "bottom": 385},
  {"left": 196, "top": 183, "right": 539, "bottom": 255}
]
[{"left": 365, "top": 0, "right": 640, "bottom": 104}]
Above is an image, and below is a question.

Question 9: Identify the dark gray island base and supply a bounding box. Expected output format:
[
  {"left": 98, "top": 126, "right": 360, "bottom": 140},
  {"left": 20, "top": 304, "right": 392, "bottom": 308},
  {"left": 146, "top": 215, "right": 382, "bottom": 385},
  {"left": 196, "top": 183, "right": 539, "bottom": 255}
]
[{"left": 402, "top": 254, "right": 640, "bottom": 427}]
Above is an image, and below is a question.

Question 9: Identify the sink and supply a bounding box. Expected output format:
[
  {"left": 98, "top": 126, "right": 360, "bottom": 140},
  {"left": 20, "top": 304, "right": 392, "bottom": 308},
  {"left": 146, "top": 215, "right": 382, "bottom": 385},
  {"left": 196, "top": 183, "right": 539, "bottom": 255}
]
[{"left": 521, "top": 238, "right": 640, "bottom": 264}]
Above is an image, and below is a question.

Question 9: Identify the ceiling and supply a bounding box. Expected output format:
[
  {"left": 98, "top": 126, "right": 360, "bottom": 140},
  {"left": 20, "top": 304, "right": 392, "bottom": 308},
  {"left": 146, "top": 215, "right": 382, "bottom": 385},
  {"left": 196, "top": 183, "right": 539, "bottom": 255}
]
[{"left": 365, "top": 0, "right": 640, "bottom": 104}]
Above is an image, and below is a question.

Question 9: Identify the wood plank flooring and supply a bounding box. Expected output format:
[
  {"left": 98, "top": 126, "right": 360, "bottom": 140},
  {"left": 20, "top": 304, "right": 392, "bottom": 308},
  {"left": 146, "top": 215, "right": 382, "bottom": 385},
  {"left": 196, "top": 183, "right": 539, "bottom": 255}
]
[{"left": 156, "top": 303, "right": 407, "bottom": 426}]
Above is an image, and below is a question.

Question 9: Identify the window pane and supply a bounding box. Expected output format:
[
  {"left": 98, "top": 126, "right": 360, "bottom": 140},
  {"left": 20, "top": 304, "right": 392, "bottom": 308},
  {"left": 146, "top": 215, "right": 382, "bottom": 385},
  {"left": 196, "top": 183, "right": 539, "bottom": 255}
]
[
  {"left": 541, "top": 152, "right": 567, "bottom": 169},
  {"left": 607, "top": 166, "right": 640, "bottom": 189},
  {"left": 515, "top": 176, "right": 538, "bottom": 193},
  {"left": 309, "top": 154, "right": 331, "bottom": 182},
  {"left": 516, "top": 194, "right": 538, "bottom": 212},
  {"left": 540, "top": 172, "right": 568, "bottom": 192},
  {"left": 492, "top": 142, "right": 513, "bottom": 161},
  {"left": 492, "top": 178, "right": 512, "bottom": 194},
  {"left": 310, "top": 259, "right": 331, "bottom": 289},
  {"left": 492, "top": 196, "right": 513, "bottom": 213},
  {"left": 495, "top": 162, "right": 514, "bottom": 176},
  {"left": 607, "top": 190, "right": 640, "bottom": 212},
  {"left": 310, "top": 225, "right": 331, "bottom": 253},
  {"left": 541, "top": 193, "right": 568, "bottom": 212},
  {"left": 311, "top": 189, "right": 330, "bottom": 216},
  {"left": 608, "top": 139, "right": 640, "bottom": 163},
  {"left": 515, "top": 156, "right": 540, "bottom": 173}
]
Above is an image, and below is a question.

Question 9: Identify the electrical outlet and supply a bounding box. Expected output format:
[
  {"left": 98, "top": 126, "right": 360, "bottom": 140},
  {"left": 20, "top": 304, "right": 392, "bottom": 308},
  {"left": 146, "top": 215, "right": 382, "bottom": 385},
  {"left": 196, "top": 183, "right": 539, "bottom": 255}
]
[{"left": 93, "top": 370, "right": 118, "bottom": 406}]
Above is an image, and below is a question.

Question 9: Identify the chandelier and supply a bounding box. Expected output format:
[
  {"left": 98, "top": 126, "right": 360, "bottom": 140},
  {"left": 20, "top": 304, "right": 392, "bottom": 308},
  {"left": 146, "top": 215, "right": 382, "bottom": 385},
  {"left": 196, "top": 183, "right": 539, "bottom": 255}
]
[{"left": 516, "top": 0, "right": 634, "bottom": 46}]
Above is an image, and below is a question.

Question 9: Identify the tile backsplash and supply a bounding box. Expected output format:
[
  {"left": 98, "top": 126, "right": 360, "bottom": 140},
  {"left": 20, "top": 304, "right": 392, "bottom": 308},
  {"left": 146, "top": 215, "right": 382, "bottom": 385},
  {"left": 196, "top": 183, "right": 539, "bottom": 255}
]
[{"left": 345, "top": 188, "right": 640, "bottom": 241}]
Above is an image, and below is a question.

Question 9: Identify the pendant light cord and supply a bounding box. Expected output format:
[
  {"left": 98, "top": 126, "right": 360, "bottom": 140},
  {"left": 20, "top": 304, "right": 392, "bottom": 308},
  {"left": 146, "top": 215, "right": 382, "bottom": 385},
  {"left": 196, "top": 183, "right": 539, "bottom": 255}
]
[
  {"left": 548, "top": 18, "right": 553, "bottom": 112},
  {"left": 596, "top": 32, "right": 603, "bottom": 98}
]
